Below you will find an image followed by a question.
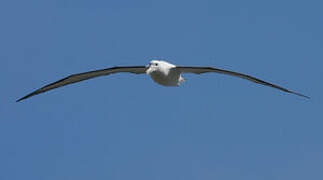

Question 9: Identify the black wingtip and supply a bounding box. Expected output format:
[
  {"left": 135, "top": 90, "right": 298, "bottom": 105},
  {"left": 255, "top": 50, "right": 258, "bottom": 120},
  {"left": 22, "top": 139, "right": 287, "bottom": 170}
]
[
  {"left": 16, "top": 96, "right": 27, "bottom": 102},
  {"left": 296, "top": 93, "right": 310, "bottom": 99},
  {"left": 290, "top": 91, "right": 310, "bottom": 99},
  {"left": 16, "top": 93, "right": 35, "bottom": 102}
]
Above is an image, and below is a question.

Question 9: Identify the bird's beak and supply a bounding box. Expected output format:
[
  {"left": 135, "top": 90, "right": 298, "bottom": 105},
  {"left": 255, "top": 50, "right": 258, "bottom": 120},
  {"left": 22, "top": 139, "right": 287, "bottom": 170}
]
[
  {"left": 146, "top": 65, "right": 152, "bottom": 74},
  {"left": 146, "top": 67, "right": 152, "bottom": 74}
]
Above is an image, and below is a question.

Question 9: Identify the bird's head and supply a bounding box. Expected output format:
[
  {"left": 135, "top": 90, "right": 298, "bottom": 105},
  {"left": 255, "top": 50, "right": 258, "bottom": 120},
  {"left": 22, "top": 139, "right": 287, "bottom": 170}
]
[
  {"left": 146, "top": 60, "right": 176, "bottom": 75},
  {"left": 146, "top": 60, "right": 161, "bottom": 74}
]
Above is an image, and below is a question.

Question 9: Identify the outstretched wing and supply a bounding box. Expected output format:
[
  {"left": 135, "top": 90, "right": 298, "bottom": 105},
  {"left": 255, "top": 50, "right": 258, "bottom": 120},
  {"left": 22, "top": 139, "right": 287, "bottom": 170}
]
[
  {"left": 176, "top": 66, "right": 309, "bottom": 99},
  {"left": 17, "top": 66, "right": 147, "bottom": 102}
]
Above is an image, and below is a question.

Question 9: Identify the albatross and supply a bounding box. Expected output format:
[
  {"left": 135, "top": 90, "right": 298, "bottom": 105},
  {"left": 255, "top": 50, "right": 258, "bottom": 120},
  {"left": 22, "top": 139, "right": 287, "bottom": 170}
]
[{"left": 16, "top": 60, "right": 309, "bottom": 102}]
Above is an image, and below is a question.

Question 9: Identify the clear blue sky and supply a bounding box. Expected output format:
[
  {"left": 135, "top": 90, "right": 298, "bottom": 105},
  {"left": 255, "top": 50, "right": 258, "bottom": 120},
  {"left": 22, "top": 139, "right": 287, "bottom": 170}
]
[{"left": 1, "top": 0, "right": 323, "bottom": 179}]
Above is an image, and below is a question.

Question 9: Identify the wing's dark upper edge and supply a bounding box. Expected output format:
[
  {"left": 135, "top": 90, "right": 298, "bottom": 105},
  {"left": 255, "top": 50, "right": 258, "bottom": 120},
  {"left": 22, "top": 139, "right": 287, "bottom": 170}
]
[
  {"left": 176, "top": 66, "right": 309, "bottom": 99},
  {"left": 16, "top": 66, "right": 147, "bottom": 102}
]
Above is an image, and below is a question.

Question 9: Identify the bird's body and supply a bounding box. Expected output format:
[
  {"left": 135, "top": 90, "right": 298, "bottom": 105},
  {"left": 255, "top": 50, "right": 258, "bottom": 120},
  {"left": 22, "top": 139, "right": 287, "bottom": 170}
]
[
  {"left": 147, "top": 60, "right": 184, "bottom": 86},
  {"left": 16, "top": 60, "right": 309, "bottom": 102}
]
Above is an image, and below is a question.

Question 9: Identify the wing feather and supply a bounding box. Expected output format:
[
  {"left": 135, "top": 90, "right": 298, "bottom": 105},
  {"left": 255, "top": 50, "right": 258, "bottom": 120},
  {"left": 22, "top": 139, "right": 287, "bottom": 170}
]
[
  {"left": 17, "top": 66, "right": 147, "bottom": 102},
  {"left": 176, "top": 66, "right": 309, "bottom": 99}
]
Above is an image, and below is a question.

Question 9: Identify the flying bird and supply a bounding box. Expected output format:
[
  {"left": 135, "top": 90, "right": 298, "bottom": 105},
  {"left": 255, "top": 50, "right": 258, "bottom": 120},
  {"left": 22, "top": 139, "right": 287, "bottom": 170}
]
[{"left": 16, "top": 60, "right": 309, "bottom": 102}]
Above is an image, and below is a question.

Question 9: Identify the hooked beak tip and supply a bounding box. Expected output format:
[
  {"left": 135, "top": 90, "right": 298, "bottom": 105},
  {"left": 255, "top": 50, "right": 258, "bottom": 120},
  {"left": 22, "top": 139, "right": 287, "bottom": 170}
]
[{"left": 146, "top": 68, "right": 151, "bottom": 74}]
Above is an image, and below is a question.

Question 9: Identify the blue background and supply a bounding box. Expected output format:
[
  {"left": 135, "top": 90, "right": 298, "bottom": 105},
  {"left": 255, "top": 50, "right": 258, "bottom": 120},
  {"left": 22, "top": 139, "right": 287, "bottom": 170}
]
[{"left": 1, "top": 0, "right": 323, "bottom": 179}]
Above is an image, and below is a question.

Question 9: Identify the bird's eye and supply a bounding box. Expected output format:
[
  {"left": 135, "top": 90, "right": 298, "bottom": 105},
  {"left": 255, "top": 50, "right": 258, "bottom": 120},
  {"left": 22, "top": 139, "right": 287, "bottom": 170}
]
[{"left": 155, "top": 63, "right": 158, "bottom": 66}]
